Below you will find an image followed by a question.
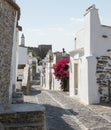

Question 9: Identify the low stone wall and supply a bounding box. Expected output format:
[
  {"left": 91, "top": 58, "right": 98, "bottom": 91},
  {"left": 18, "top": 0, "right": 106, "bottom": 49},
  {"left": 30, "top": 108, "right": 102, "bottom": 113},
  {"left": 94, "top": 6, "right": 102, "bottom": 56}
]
[
  {"left": 0, "top": 104, "right": 46, "bottom": 130},
  {"left": 22, "top": 65, "right": 31, "bottom": 95}
]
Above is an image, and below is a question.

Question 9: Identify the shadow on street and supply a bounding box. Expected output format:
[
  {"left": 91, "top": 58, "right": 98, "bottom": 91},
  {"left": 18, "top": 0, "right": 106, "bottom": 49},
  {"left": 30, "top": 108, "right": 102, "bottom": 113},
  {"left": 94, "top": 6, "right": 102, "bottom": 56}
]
[
  {"left": 23, "top": 102, "right": 79, "bottom": 130},
  {"left": 43, "top": 104, "right": 79, "bottom": 130},
  {"left": 28, "top": 87, "right": 41, "bottom": 96}
]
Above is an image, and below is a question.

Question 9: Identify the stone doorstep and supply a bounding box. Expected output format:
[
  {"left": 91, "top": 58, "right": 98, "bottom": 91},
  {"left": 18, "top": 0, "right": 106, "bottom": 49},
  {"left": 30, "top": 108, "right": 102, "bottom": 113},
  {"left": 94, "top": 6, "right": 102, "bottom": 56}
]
[
  {"left": 12, "top": 98, "right": 24, "bottom": 104},
  {"left": 12, "top": 92, "right": 23, "bottom": 98},
  {"left": 5, "top": 127, "right": 44, "bottom": 130},
  {"left": 0, "top": 108, "right": 45, "bottom": 123},
  {"left": 0, "top": 104, "right": 46, "bottom": 130},
  {"left": 12, "top": 92, "right": 24, "bottom": 104},
  {"left": 4, "top": 126, "right": 44, "bottom": 130},
  {"left": 4, "top": 122, "right": 44, "bottom": 129},
  {"left": 0, "top": 104, "right": 45, "bottom": 113}
]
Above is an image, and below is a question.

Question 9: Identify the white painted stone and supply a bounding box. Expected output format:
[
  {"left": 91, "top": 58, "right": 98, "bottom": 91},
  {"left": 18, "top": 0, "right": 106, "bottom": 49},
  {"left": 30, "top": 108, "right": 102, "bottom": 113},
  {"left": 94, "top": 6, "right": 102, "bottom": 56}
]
[
  {"left": 18, "top": 46, "right": 27, "bottom": 65},
  {"left": 69, "top": 5, "right": 111, "bottom": 104}
]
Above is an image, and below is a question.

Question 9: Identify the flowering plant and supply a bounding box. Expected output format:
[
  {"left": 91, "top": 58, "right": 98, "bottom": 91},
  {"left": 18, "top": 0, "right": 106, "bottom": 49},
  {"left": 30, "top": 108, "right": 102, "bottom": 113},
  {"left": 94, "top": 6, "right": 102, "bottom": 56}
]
[{"left": 53, "top": 58, "right": 69, "bottom": 90}]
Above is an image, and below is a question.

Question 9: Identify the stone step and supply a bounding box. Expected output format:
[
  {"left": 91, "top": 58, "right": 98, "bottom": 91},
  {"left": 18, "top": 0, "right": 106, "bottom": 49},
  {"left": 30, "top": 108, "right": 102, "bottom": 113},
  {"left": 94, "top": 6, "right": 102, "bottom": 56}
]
[
  {"left": 12, "top": 92, "right": 24, "bottom": 104},
  {"left": 0, "top": 104, "right": 45, "bottom": 130},
  {"left": 4, "top": 127, "right": 42, "bottom": 130},
  {"left": 0, "top": 111, "right": 44, "bottom": 123},
  {"left": 4, "top": 122, "right": 44, "bottom": 130}
]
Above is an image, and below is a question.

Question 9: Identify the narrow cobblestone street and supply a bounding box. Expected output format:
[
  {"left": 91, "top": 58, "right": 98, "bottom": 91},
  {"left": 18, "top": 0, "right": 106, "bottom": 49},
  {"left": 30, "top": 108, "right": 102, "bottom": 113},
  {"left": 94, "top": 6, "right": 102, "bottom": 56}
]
[{"left": 24, "top": 85, "right": 111, "bottom": 130}]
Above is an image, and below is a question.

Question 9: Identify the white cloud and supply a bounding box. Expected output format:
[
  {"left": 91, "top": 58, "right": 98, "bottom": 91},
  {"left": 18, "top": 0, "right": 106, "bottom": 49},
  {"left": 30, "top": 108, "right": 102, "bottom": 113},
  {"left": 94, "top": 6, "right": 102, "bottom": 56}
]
[
  {"left": 64, "top": 32, "right": 75, "bottom": 36},
  {"left": 25, "top": 28, "right": 47, "bottom": 36},
  {"left": 70, "top": 17, "right": 75, "bottom": 21},
  {"left": 70, "top": 17, "right": 84, "bottom": 23},
  {"left": 48, "top": 27, "right": 64, "bottom": 32},
  {"left": 26, "top": 28, "right": 41, "bottom": 32}
]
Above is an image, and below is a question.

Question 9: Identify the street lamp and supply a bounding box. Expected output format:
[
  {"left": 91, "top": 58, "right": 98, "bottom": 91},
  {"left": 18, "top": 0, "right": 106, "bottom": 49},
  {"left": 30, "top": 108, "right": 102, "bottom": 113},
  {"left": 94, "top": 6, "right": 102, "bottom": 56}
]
[{"left": 62, "top": 48, "right": 67, "bottom": 57}]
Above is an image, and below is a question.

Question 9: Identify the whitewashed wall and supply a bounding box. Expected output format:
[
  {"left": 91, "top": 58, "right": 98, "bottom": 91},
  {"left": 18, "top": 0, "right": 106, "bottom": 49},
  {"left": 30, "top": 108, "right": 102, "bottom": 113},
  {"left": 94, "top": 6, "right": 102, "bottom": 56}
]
[
  {"left": 52, "top": 67, "right": 61, "bottom": 90},
  {"left": 51, "top": 54, "right": 61, "bottom": 90},
  {"left": 69, "top": 5, "right": 111, "bottom": 104},
  {"left": 45, "top": 62, "right": 50, "bottom": 89},
  {"left": 10, "top": 12, "right": 18, "bottom": 103},
  {"left": 18, "top": 46, "right": 27, "bottom": 65}
]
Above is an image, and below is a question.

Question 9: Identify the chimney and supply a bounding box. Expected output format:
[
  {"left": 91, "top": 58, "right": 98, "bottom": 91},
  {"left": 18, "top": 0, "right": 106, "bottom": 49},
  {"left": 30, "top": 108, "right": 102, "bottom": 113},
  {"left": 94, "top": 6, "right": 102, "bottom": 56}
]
[{"left": 84, "top": 5, "right": 101, "bottom": 56}]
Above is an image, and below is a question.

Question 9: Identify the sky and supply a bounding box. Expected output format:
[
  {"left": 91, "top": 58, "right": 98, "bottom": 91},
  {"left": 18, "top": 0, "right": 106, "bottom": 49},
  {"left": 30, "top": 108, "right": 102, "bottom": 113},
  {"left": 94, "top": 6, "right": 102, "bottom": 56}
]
[{"left": 16, "top": 0, "right": 111, "bottom": 52}]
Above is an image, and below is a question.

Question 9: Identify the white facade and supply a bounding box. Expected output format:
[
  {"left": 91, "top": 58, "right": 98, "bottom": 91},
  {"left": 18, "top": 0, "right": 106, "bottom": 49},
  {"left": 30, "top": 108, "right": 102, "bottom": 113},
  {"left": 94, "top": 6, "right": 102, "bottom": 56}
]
[
  {"left": 45, "top": 62, "right": 52, "bottom": 89},
  {"left": 27, "top": 52, "right": 38, "bottom": 81},
  {"left": 10, "top": 11, "right": 20, "bottom": 102},
  {"left": 40, "top": 51, "right": 55, "bottom": 90},
  {"left": 18, "top": 46, "right": 27, "bottom": 65},
  {"left": 44, "top": 51, "right": 69, "bottom": 90},
  {"left": 43, "top": 52, "right": 53, "bottom": 90},
  {"left": 22, "top": 64, "right": 30, "bottom": 87},
  {"left": 51, "top": 53, "right": 62, "bottom": 90},
  {"left": 69, "top": 5, "right": 111, "bottom": 104}
]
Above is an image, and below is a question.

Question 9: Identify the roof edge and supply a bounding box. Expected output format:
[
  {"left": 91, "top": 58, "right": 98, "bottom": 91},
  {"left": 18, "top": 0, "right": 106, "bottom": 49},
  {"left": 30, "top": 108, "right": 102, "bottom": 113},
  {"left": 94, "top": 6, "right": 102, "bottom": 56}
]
[{"left": 5, "top": 0, "right": 20, "bottom": 20}]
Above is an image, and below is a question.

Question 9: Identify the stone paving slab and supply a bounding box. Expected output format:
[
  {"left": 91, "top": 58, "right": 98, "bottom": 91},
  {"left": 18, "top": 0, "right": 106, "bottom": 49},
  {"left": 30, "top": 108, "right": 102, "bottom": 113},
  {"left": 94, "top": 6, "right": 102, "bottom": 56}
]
[
  {"left": 87, "top": 104, "right": 111, "bottom": 123},
  {"left": 0, "top": 104, "right": 45, "bottom": 130},
  {"left": 24, "top": 85, "right": 111, "bottom": 130},
  {"left": 44, "top": 90, "right": 111, "bottom": 130},
  {"left": 24, "top": 86, "right": 81, "bottom": 130}
]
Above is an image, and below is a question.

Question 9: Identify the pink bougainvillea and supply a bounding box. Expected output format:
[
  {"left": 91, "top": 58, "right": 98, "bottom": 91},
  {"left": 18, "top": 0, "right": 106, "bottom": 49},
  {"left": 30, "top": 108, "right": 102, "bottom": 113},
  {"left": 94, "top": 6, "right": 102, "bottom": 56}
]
[{"left": 53, "top": 58, "right": 69, "bottom": 81}]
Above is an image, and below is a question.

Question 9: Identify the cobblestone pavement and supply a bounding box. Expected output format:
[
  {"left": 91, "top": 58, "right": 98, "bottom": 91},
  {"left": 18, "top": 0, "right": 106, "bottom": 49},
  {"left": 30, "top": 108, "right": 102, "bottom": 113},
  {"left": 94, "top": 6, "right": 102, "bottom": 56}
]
[{"left": 24, "top": 85, "right": 111, "bottom": 130}]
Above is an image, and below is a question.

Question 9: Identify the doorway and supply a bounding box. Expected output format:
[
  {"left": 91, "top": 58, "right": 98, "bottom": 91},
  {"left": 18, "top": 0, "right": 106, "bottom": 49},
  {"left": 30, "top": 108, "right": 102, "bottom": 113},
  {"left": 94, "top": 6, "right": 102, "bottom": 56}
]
[{"left": 74, "top": 63, "right": 78, "bottom": 95}]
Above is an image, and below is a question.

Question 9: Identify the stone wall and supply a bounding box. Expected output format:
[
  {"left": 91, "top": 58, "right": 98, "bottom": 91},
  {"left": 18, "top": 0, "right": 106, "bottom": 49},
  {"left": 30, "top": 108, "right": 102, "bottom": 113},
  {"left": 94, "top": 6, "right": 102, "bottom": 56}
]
[
  {"left": 0, "top": 104, "right": 46, "bottom": 130},
  {"left": 96, "top": 56, "right": 111, "bottom": 102},
  {"left": 0, "top": 0, "right": 17, "bottom": 103}
]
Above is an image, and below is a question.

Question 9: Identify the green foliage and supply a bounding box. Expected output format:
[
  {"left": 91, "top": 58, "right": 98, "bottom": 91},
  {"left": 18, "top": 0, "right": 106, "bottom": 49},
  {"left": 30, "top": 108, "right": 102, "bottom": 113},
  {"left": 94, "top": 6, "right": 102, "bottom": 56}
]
[
  {"left": 28, "top": 49, "right": 36, "bottom": 57},
  {"left": 28, "top": 49, "right": 42, "bottom": 61},
  {"left": 32, "top": 63, "right": 36, "bottom": 69},
  {"left": 35, "top": 56, "right": 41, "bottom": 61}
]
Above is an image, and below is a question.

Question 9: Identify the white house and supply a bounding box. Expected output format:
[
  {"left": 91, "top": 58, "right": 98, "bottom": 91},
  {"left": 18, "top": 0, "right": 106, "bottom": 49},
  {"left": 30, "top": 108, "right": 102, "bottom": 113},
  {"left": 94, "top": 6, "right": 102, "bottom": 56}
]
[
  {"left": 18, "top": 46, "right": 27, "bottom": 65},
  {"left": 69, "top": 5, "right": 111, "bottom": 105},
  {"left": 51, "top": 52, "right": 63, "bottom": 90},
  {"left": 17, "top": 34, "right": 28, "bottom": 86},
  {"left": 44, "top": 51, "right": 62, "bottom": 90},
  {"left": 27, "top": 52, "right": 38, "bottom": 81},
  {"left": 44, "top": 50, "right": 53, "bottom": 90},
  {"left": 40, "top": 58, "right": 47, "bottom": 87},
  {"left": 11, "top": 23, "right": 22, "bottom": 93},
  {"left": 51, "top": 51, "right": 70, "bottom": 90},
  {"left": 43, "top": 50, "right": 69, "bottom": 90},
  {"left": 28, "top": 52, "right": 38, "bottom": 72},
  {"left": 18, "top": 34, "right": 28, "bottom": 66}
]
